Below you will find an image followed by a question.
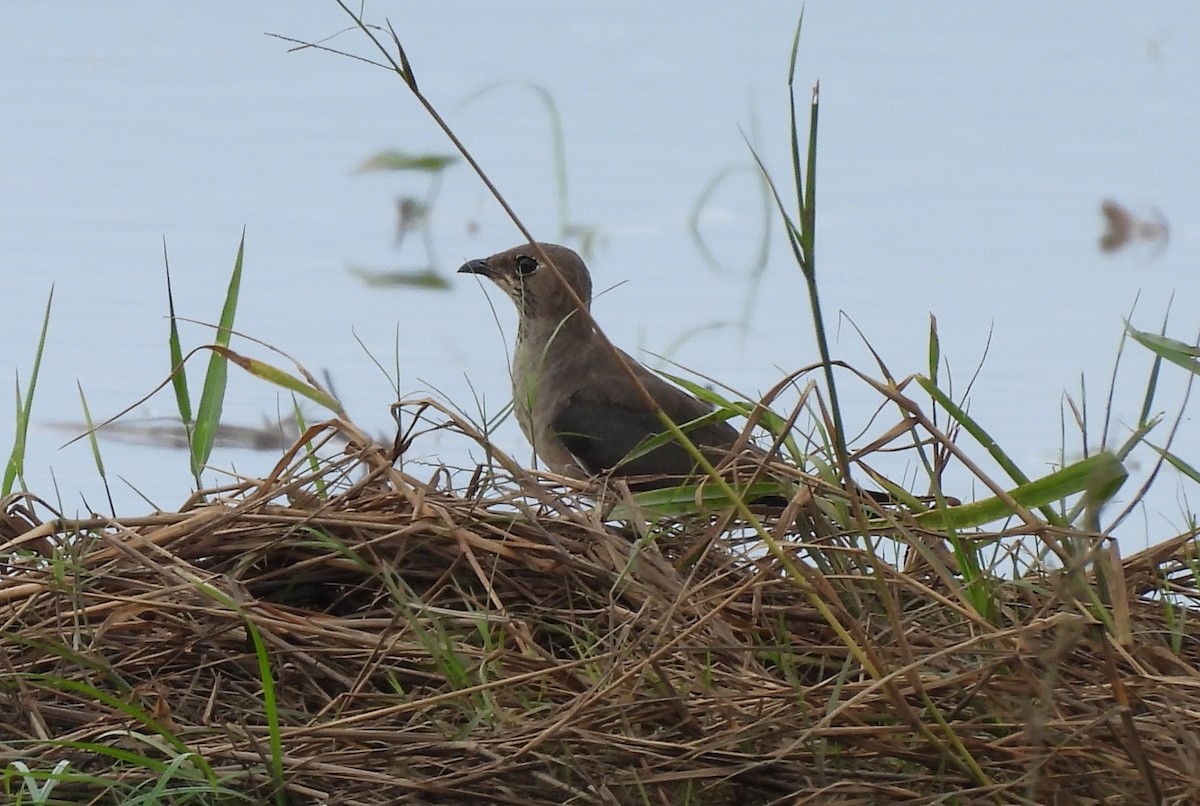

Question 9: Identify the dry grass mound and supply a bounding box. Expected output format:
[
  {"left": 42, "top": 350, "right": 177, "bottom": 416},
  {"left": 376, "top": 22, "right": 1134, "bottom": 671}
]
[{"left": 2, "top": 408, "right": 1199, "bottom": 805}]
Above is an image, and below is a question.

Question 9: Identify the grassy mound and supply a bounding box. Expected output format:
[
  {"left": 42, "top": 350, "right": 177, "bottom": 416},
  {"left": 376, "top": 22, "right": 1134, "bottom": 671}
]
[
  {"left": 3, "top": 407, "right": 1198, "bottom": 805},
  {"left": 5, "top": 15, "right": 1198, "bottom": 803}
]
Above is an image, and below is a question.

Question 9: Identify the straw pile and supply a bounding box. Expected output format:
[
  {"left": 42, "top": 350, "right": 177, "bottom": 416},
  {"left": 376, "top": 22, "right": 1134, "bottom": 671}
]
[{"left": 2, "top": 404, "right": 1199, "bottom": 805}]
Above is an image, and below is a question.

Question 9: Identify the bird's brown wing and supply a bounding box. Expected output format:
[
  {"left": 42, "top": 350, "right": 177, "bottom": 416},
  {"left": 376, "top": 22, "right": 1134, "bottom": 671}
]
[{"left": 551, "top": 355, "right": 740, "bottom": 480}]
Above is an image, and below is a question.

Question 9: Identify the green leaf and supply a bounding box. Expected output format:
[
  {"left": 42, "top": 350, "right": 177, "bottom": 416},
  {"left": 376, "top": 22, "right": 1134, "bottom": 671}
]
[
  {"left": 1126, "top": 324, "right": 1200, "bottom": 375},
  {"left": 928, "top": 314, "right": 941, "bottom": 384},
  {"left": 3, "top": 286, "right": 53, "bottom": 496},
  {"left": 164, "top": 240, "right": 192, "bottom": 427},
  {"left": 208, "top": 346, "right": 343, "bottom": 415},
  {"left": 916, "top": 374, "right": 1068, "bottom": 527},
  {"left": 354, "top": 149, "right": 457, "bottom": 173},
  {"left": 190, "top": 234, "right": 243, "bottom": 476},
  {"left": 609, "top": 480, "right": 788, "bottom": 521},
  {"left": 1146, "top": 442, "right": 1200, "bottom": 485},
  {"left": 916, "top": 452, "right": 1127, "bottom": 529},
  {"left": 347, "top": 265, "right": 451, "bottom": 289}
]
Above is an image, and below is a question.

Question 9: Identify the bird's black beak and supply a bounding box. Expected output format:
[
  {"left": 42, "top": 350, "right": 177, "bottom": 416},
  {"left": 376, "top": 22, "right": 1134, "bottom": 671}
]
[{"left": 458, "top": 258, "right": 494, "bottom": 278}]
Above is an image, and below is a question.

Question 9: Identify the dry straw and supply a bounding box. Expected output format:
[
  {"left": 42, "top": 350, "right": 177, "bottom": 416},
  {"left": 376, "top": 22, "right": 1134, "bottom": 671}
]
[{"left": 2, "top": 401, "right": 1199, "bottom": 804}]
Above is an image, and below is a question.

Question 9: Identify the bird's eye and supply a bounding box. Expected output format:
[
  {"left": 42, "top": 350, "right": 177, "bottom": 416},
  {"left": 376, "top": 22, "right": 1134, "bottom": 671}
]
[{"left": 514, "top": 255, "right": 539, "bottom": 276}]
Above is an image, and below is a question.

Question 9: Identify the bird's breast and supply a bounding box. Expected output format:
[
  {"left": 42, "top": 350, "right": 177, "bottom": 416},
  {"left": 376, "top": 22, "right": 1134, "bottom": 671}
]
[{"left": 512, "top": 339, "right": 578, "bottom": 427}]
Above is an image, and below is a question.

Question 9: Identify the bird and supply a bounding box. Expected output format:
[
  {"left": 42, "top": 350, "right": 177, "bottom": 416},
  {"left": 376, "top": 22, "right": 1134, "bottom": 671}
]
[{"left": 458, "top": 242, "right": 746, "bottom": 489}]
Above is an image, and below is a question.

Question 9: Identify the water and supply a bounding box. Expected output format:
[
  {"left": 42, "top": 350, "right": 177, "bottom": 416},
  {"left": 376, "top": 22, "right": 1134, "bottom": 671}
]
[{"left": 2, "top": 3, "right": 1197, "bottom": 547}]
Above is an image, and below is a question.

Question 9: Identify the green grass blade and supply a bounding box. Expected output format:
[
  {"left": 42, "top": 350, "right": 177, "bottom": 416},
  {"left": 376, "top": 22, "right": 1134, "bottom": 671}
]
[
  {"left": 1112, "top": 415, "right": 1161, "bottom": 463},
  {"left": 916, "top": 451, "right": 1127, "bottom": 529},
  {"left": 1146, "top": 442, "right": 1200, "bottom": 485},
  {"left": 612, "top": 481, "right": 788, "bottom": 520},
  {"left": 928, "top": 315, "right": 941, "bottom": 386},
  {"left": 658, "top": 371, "right": 806, "bottom": 461},
  {"left": 206, "top": 347, "right": 342, "bottom": 414},
  {"left": 786, "top": 10, "right": 806, "bottom": 232},
  {"left": 163, "top": 239, "right": 193, "bottom": 426},
  {"left": 163, "top": 569, "right": 286, "bottom": 803},
  {"left": 802, "top": 83, "right": 818, "bottom": 258},
  {"left": 4, "top": 286, "right": 53, "bottom": 496},
  {"left": 23, "top": 675, "right": 189, "bottom": 755},
  {"left": 190, "top": 233, "right": 244, "bottom": 477},
  {"left": 1126, "top": 324, "right": 1200, "bottom": 375},
  {"left": 291, "top": 396, "right": 327, "bottom": 498},
  {"left": 915, "top": 374, "right": 1069, "bottom": 526},
  {"left": 243, "top": 616, "right": 286, "bottom": 804},
  {"left": 76, "top": 382, "right": 114, "bottom": 516},
  {"left": 353, "top": 148, "right": 456, "bottom": 173}
]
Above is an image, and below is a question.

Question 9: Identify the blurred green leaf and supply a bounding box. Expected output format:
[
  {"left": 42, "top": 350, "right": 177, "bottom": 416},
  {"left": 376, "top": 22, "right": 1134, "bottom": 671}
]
[
  {"left": 354, "top": 149, "right": 457, "bottom": 174},
  {"left": 347, "top": 265, "right": 451, "bottom": 290},
  {"left": 610, "top": 481, "right": 787, "bottom": 521}
]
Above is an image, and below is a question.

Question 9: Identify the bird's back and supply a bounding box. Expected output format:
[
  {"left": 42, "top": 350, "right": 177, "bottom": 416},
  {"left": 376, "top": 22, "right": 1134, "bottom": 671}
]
[{"left": 548, "top": 346, "right": 741, "bottom": 483}]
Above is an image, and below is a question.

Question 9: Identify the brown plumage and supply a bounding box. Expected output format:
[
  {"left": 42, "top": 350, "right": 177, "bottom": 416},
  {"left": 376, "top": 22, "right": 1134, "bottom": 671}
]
[{"left": 459, "top": 242, "right": 741, "bottom": 486}]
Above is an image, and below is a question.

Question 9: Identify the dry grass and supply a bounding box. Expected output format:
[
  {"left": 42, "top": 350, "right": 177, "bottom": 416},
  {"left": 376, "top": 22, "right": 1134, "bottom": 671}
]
[{"left": 2, "top": 402, "right": 1199, "bottom": 805}]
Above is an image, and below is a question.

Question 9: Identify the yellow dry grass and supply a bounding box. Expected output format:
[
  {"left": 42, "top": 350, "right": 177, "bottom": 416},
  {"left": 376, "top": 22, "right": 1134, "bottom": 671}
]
[{"left": 2, "top": 404, "right": 1199, "bottom": 805}]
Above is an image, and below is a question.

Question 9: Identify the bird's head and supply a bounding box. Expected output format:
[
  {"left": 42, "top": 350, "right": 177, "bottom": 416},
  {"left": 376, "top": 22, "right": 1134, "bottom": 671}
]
[{"left": 458, "top": 242, "right": 593, "bottom": 322}]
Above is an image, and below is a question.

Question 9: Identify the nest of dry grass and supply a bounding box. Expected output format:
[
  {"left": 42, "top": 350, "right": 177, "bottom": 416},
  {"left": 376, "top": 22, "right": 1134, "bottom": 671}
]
[{"left": 2, "top": 406, "right": 1199, "bottom": 805}]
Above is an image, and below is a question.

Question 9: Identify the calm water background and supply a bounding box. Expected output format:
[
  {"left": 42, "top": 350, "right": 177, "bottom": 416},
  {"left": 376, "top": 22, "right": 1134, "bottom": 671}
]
[{"left": 2, "top": 3, "right": 1197, "bottom": 548}]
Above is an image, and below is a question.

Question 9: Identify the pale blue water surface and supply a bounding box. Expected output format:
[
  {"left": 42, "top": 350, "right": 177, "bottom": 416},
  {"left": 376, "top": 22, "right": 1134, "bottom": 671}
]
[{"left": 1, "top": 3, "right": 1198, "bottom": 548}]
